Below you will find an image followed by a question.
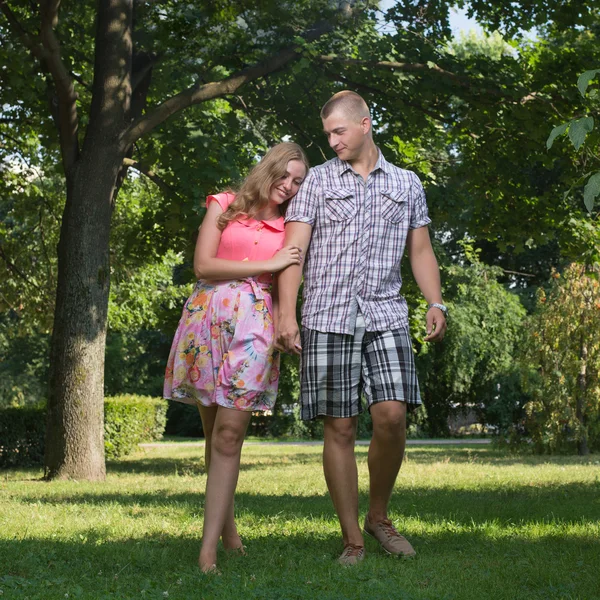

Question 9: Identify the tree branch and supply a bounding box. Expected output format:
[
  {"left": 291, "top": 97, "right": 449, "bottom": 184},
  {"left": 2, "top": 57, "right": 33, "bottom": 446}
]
[
  {"left": 0, "top": 244, "right": 41, "bottom": 289},
  {"left": 316, "top": 55, "right": 472, "bottom": 87},
  {"left": 121, "top": 19, "right": 337, "bottom": 148},
  {"left": 318, "top": 65, "right": 452, "bottom": 124},
  {"left": 316, "top": 54, "right": 524, "bottom": 100},
  {"left": 39, "top": 0, "right": 79, "bottom": 171},
  {"left": 1, "top": 0, "right": 80, "bottom": 171},
  {"left": 122, "top": 158, "right": 181, "bottom": 199},
  {"left": 86, "top": 0, "right": 133, "bottom": 143}
]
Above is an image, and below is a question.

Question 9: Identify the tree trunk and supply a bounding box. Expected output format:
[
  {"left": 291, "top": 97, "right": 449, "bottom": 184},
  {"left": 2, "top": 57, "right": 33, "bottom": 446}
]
[
  {"left": 44, "top": 0, "right": 133, "bottom": 480},
  {"left": 44, "top": 148, "right": 123, "bottom": 480},
  {"left": 576, "top": 332, "right": 589, "bottom": 456}
]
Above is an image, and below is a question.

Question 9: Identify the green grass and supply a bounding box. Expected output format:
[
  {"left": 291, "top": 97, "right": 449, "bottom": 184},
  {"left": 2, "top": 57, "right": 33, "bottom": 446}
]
[{"left": 1, "top": 444, "right": 599, "bottom": 600}]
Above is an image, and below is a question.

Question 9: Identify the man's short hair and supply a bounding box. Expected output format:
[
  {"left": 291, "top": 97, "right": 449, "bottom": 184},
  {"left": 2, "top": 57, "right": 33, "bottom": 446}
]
[{"left": 320, "top": 90, "right": 371, "bottom": 122}]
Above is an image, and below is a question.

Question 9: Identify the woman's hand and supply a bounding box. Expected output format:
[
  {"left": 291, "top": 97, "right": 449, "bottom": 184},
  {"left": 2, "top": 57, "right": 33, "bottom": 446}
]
[{"left": 267, "top": 245, "right": 303, "bottom": 272}]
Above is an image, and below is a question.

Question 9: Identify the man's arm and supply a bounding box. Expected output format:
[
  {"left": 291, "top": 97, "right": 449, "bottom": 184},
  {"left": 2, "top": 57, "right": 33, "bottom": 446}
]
[
  {"left": 406, "top": 226, "right": 446, "bottom": 342},
  {"left": 274, "top": 222, "right": 313, "bottom": 354}
]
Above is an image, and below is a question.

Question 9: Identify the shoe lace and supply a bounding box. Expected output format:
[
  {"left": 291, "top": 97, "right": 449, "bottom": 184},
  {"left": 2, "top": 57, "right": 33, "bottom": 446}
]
[
  {"left": 343, "top": 543, "right": 364, "bottom": 557},
  {"left": 379, "top": 519, "right": 400, "bottom": 539}
]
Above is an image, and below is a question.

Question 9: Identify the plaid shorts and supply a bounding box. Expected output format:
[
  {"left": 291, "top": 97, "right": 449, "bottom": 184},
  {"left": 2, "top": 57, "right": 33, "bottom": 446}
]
[{"left": 299, "top": 312, "right": 422, "bottom": 420}]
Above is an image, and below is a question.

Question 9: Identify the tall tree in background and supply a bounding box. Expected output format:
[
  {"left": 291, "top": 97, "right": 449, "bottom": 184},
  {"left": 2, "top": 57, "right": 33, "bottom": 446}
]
[{"left": 0, "top": 0, "right": 359, "bottom": 480}]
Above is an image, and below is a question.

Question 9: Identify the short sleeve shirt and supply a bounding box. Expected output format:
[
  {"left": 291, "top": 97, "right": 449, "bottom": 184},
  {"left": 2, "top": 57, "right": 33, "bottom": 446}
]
[
  {"left": 207, "top": 193, "right": 285, "bottom": 263},
  {"left": 284, "top": 151, "right": 431, "bottom": 334}
]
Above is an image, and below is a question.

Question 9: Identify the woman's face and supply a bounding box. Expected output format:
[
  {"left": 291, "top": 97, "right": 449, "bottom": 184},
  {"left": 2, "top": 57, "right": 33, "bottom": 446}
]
[{"left": 268, "top": 159, "right": 307, "bottom": 206}]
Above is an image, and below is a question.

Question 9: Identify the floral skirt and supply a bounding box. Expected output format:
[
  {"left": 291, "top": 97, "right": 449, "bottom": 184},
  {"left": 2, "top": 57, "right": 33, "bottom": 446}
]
[{"left": 163, "top": 279, "right": 280, "bottom": 411}]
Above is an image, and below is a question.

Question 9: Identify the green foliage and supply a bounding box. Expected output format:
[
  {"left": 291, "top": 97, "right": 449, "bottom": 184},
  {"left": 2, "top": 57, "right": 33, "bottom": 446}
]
[
  {"left": 4, "top": 0, "right": 600, "bottom": 450},
  {"left": 0, "top": 395, "right": 167, "bottom": 466},
  {"left": 104, "top": 330, "right": 172, "bottom": 397},
  {"left": 104, "top": 395, "right": 168, "bottom": 459},
  {"left": 545, "top": 70, "right": 600, "bottom": 213},
  {"left": 577, "top": 69, "right": 600, "bottom": 97},
  {"left": 0, "top": 329, "right": 49, "bottom": 408},
  {"left": 416, "top": 244, "right": 527, "bottom": 436},
  {"left": 164, "top": 401, "right": 204, "bottom": 438},
  {"left": 0, "top": 406, "right": 45, "bottom": 467},
  {"left": 287, "top": 404, "right": 324, "bottom": 440},
  {"left": 519, "top": 264, "right": 600, "bottom": 453},
  {"left": 584, "top": 172, "right": 600, "bottom": 214}
]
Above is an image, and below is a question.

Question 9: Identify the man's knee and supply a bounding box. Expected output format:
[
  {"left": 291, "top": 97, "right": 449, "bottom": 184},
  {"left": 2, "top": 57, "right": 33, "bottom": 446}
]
[
  {"left": 324, "top": 417, "right": 357, "bottom": 448},
  {"left": 371, "top": 401, "right": 406, "bottom": 439}
]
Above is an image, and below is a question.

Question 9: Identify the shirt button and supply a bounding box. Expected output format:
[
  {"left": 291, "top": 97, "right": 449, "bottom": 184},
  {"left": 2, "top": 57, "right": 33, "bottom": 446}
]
[{"left": 254, "top": 240, "right": 259, "bottom": 244}]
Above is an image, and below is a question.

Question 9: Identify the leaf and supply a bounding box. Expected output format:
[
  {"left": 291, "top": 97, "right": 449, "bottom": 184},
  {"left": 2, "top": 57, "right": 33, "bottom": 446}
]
[
  {"left": 568, "top": 117, "right": 594, "bottom": 151},
  {"left": 577, "top": 69, "right": 600, "bottom": 97},
  {"left": 583, "top": 171, "right": 600, "bottom": 213},
  {"left": 546, "top": 122, "right": 568, "bottom": 149}
]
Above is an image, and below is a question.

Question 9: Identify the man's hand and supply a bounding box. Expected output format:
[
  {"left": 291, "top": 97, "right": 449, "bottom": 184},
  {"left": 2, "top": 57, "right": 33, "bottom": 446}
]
[
  {"left": 275, "top": 315, "right": 302, "bottom": 355},
  {"left": 424, "top": 307, "right": 447, "bottom": 342}
]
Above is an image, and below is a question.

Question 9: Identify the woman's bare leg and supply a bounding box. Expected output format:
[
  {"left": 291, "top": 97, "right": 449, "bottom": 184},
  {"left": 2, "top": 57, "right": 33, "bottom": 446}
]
[
  {"left": 198, "top": 404, "right": 243, "bottom": 551},
  {"left": 198, "top": 406, "right": 251, "bottom": 571}
]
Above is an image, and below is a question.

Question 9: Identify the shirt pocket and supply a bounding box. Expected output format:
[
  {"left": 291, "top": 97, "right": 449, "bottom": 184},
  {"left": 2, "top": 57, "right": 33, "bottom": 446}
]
[
  {"left": 381, "top": 188, "right": 409, "bottom": 224},
  {"left": 324, "top": 188, "right": 356, "bottom": 222}
]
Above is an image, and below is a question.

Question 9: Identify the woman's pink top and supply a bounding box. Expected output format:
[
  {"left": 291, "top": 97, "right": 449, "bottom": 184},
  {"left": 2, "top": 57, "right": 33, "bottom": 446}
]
[{"left": 207, "top": 193, "right": 284, "bottom": 278}]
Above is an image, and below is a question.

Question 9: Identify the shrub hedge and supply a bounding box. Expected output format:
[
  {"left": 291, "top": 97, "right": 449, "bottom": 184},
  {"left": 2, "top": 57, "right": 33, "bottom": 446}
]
[
  {"left": 0, "top": 406, "right": 46, "bottom": 467},
  {"left": 104, "top": 395, "right": 167, "bottom": 459},
  {"left": 0, "top": 395, "right": 167, "bottom": 467}
]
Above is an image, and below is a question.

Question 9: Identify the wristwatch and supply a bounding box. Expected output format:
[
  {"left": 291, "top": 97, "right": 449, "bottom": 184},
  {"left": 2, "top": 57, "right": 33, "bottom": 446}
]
[{"left": 428, "top": 303, "right": 448, "bottom": 318}]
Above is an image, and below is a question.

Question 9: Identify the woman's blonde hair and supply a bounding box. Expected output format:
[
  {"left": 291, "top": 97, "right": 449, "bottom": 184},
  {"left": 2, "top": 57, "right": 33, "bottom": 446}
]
[{"left": 217, "top": 142, "right": 309, "bottom": 230}]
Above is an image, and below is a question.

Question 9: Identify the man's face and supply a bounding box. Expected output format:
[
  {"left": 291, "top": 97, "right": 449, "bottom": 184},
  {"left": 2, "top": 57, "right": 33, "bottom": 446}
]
[{"left": 322, "top": 109, "right": 370, "bottom": 162}]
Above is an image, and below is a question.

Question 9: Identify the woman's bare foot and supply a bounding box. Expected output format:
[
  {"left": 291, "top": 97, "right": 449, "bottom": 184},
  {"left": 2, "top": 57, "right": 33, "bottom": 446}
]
[
  {"left": 198, "top": 548, "right": 218, "bottom": 573},
  {"left": 222, "top": 533, "right": 246, "bottom": 554}
]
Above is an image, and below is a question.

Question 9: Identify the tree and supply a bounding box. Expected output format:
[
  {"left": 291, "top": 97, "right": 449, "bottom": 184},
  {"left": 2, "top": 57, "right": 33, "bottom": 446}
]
[
  {"left": 546, "top": 69, "right": 600, "bottom": 215},
  {"left": 413, "top": 245, "right": 526, "bottom": 436},
  {"left": 0, "top": 0, "right": 361, "bottom": 479},
  {"left": 520, "top": 264, "right": 600, "bottom": 454}
]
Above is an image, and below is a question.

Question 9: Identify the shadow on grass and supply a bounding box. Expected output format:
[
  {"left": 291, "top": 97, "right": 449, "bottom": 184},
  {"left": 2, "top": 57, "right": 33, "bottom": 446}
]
[
  {"left": 105, "top": 445, "right": 600, "bottom": 478},
  {"left": 8, "top": 477, "right": 600, "bottom": 528},
  {"left": 1, "top": 527, "right": 599, "bottom": 600},
  {"left": 104, "top": 450, "right": 321, "bottom": 476}
]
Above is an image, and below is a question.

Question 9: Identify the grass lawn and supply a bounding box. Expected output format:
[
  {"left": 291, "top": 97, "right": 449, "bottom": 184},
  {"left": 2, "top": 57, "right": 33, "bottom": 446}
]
[{"left": 1, "top": 443, "right": 599, "bottom": 600}]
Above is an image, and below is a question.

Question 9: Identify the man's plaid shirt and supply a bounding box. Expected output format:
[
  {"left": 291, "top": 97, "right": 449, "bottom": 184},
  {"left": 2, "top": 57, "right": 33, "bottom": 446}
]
[{"left": 284, "top": 150, "right": 431, "bottom": 335}]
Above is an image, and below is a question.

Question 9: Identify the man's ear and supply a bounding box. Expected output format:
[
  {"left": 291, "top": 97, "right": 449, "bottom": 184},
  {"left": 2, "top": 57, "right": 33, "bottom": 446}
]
[{"left": 361, "top": 116, "right": 372, "bottom": 135}]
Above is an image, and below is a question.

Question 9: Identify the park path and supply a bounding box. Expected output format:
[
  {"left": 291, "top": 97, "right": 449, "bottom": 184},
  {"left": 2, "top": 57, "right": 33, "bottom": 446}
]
[{"left": 140, "top": 439, "right": 492, "bottom": 448}]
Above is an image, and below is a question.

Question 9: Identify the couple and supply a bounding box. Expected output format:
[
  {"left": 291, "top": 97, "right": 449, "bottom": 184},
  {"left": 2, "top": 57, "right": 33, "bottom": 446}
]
[{"left": 164, "top": 90, "right": 447, "bottom": 572}]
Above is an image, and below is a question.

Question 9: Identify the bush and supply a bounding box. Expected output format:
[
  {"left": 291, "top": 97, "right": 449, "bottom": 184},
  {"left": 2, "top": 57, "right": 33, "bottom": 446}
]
[
  {"left": 0, "top": 395, "right": 167, "bottom": 467},
  {"left": 0, "top": 406, "right": 46, "bottom": 467},
  {"left": 519, "top": 265, "right": 600, "bottom": 454},
  {"left": 104, "top": 395, "right": 168, "bottom": 459},
  {"left": 164, "top": 401, "right": 203, "bottom": 437}
]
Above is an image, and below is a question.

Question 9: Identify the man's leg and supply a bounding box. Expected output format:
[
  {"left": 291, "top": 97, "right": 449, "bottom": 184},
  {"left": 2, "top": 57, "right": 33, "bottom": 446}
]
[
  {"left": 323, "top": 416, "right": 364, "bottom": 546},
  {"left": 361, "top": 326, "right": 418, "bottom": 557},
  {"left": 367, "top": 401, "right": 406, "bottom": 522}
]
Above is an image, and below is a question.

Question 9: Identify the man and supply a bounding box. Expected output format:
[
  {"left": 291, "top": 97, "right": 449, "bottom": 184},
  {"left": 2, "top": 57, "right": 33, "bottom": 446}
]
[{"left": 275, "top": 91, "right": 447, "bottom": 565}]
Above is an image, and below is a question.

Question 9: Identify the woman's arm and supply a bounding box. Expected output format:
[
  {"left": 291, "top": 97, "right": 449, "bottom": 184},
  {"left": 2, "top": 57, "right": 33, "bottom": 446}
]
[{"left": 193, "top": 201, "right": 300, "bottom": 280}]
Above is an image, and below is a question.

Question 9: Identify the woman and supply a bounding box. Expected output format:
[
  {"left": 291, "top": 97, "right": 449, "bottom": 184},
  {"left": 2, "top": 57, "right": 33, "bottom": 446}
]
[{"left": 164, "top": 142, "right": 309, "bottom": 572}]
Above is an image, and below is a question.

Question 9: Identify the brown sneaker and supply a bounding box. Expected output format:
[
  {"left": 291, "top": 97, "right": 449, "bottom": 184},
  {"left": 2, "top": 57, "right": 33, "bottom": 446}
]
[
  {"left": 337, "top": 543, "right": 365, "bottom": 566},
  {"left": 364, "top": 515, "right": 416, "bottom": 557}
]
